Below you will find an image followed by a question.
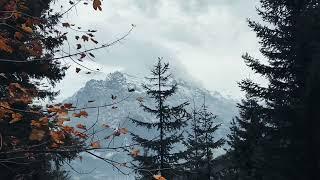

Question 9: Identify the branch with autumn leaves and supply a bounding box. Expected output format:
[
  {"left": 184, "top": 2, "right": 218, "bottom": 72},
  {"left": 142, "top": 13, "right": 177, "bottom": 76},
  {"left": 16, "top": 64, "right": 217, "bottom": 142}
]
[
  {"left": 0, "top": 82, "right": 168, "bottom": 179},
  {"left": 0, "top": 0, "right": 169, "bottom": 179}
]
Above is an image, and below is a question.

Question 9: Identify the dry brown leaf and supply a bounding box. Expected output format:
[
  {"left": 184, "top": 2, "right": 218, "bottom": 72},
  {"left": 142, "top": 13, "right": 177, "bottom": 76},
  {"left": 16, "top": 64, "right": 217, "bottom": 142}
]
[
  {"left": 31, "top": 117, "right": 49, "bottom": 128},
  {"left": 14, "top": 32, "right": 23, "bottom": 40},
  {"left": 74, "top": 131, "right": 88, "bottom": 139},
  {"left": 0, "top": 36, "right": 13, "bottom": 53},
  {"left": 63, "top": 103, "right": 74, "bottom": 109},
  {"left": 90, "top": 141, "right": 101, "bottom": 148},
  {"left": 29, "top": 129, "right": 46, "bottom": 141},
  {"left": 8, "top": 83, "right": 28, "bottom": 96},
  {"left": 9, "top": 113, "right": 23, "bottom": 123},
  {"left": 51, "top": 131, "right": 65, "bottom": 144},
  {"left": 93, "top": 0, "right": 102, "bottom": 11},
  {"left": 119, "top": 128, "right": 128, "bottom": 134},
  {"left": 21, "top": 24, "right": 33, "bottom": 33},
  {"left": 153, "top": 175, "right": 166, "bottom": 180},
  {"left": 76, "top": 123, "right": 87, "bottom": 130},
  {"left": 57, "top": 116, "right": 70, "bottom": 126},
  {"left": 73, "top": 111, "right": 88, "bottom": 118},
  {"left": 63, "top": 126, "right": 74, "bottom": 134}
]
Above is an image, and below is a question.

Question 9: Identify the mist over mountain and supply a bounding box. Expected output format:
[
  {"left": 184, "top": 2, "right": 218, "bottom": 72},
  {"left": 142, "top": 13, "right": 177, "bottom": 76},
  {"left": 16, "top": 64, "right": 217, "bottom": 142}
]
[{"left": 64, "top": 71, "right": 238, "bottom": 180}]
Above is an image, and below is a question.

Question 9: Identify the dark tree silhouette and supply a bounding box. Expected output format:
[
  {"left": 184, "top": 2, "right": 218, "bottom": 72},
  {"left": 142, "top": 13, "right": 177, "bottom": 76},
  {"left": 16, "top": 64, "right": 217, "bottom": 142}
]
[
  {"left": 228, "top": 0, "right": 320, "bottom": 179},
  {"left": 227, "top": 97, "right": 266, "bottom": 180},
  {"left": 183, "top": 99, "right": 224, "bottom": 180},
  {"left": 131, "top": 58, "right": 189, "bottom": 179}
]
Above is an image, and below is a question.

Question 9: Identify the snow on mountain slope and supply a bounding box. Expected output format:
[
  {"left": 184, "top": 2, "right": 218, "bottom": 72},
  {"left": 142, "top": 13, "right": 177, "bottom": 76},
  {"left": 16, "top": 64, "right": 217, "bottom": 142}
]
[{"left": 64, "top": 71, "right": 238, "bottom": 180}]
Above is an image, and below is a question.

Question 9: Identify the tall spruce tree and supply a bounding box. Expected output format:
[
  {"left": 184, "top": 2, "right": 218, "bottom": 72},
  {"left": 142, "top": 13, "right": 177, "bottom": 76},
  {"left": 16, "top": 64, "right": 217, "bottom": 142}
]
[
  {"left": 131, "top": 58, "right": 189, "bottom": 179},
  {"left": 227, "top": 98, "right": 266, "bottom": 180},
  {"left": 182, "top": 103, "right": 203, "bottom": 180},
  {"left": 183, "top": 99, "right": 224, "bottom": 180},
  {"left": 228, "top": 0, "right": 320, "bottom": 179}
]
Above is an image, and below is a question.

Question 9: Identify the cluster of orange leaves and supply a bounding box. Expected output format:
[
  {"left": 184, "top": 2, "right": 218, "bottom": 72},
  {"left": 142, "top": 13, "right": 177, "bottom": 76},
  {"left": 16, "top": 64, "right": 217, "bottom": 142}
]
[
  {"left": 0, "top": 82, "right": 92, "bottom": 148},
  {"left": 0, "top": 0, "right": 103, "bottom": 56},
  {"left": 0, "top": 83, "right": 35, "bottom": 124},
  {"left": 153, "top": 175, "right": 166, "bottom": 180},
  {"left": 30, "top": 103, "right": 93, "bottom": 148},
  {"left": 0, "top": 0, "right": 45, "bottom": 57}
]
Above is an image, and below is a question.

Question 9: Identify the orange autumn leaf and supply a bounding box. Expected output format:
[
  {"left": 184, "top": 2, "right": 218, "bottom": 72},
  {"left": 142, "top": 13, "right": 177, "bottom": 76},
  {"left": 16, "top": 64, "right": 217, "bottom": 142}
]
[
  {"left": 119, "top": 128, "right": 128, "bottom": 134},
  {"left": 0, "top": 36, "right": 13, "bottom": 53},
  {"left": 0, "top": 101, "right": 11, "bottom": 110},
  {"left": 76, "top": 123, "right": 87, "bottom": 130},
  {"left": 51, "top": 131, "right": 65, "bottom": 144},
  {"left": 57, "top": 109, "right": 68, "bottom": 118},
  {"left": 14, "top": 32, "right": 23, "bottom": 40},
  {"left": 31, "top": 120, "right": 41, "bottom": 128},
  {"left": 31, "top": 118, "right": 49, "bottom": 128},
  {"left": 93, "top": 0, "right": 102, "bottom": 11},
  {"left": 153, "top": 175, "right": 166, "bottom": 180},
  {"left": 29, "top": 129, "right": 46, "bottom": 141},
  {"left": 73, "top": 111, "right": 88, "bottom": 118},
  {"left": 63, "top": 126, "right": 74, "bottom": 134},
  {"left": 9, "top": 113, "right": 23, "bottom": 123},
  {"left": 0, "top": 110, "right": 6, "bottom": 120},
  {"left": 63, "top": 103, "right": 74, "bottom": 109},
  {"left": 47, "top": 105, "right": 61, "bottom": 113},
  {"left": 57, "top": 117, "right": 70, "bottom": 126},
  {"left": 13, "top": 12, "right": 22, "bottom": 19},
  {"left": 74, "top": 131, "right": 88, "bottom": 139},
  {"left": 8, "top": 83, "right": 34, "bottom": 104},
  {"left": 90, "top": 141, "right": 101, "bottom": 148},
  {"left": 0, "top": 101, "right": 13, "bottom": 118},
  {"left": 21, "top": 23, "right": 33, "bottom": 33},
  {"left": 8, "top": 83, "right": 28, "bottom": 96}
]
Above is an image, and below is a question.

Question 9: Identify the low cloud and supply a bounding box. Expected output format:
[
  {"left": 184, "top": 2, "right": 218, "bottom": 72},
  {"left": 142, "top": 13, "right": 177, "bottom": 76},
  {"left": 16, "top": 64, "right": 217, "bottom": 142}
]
[{"left": 54, "top": 0, "right": 263, "bottom": 100}]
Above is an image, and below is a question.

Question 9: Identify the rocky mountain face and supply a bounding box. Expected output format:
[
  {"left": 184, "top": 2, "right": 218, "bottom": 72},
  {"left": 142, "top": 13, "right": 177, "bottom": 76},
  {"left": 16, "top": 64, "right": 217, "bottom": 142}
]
[{"left": 64, "top": 71, "right": 238, "bottom": 180}]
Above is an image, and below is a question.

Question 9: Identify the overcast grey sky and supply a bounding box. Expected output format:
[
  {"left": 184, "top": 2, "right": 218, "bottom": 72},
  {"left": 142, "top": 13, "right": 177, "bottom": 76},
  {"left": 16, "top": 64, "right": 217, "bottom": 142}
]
[{"left": 54, "top": 0, "right": 264, "bottom": 101}]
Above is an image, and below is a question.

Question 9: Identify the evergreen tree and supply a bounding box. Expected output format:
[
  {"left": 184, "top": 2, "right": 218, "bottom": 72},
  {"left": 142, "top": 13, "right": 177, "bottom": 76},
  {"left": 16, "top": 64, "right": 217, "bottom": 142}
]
[
  {"left": 182, "top": 103, "right": 203, "bottom": 179},
  {"left": 131, "top": 58, "right": 189, "bottom": 179},
  {"left": 227, "top": 98, "right": 266, "bottom": 180},
  {"left": 230, "top": 0, "right": 320, "bottom": 179},
  {"left": 183, "top": 99, "right": 224, "bottom": 180}
]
